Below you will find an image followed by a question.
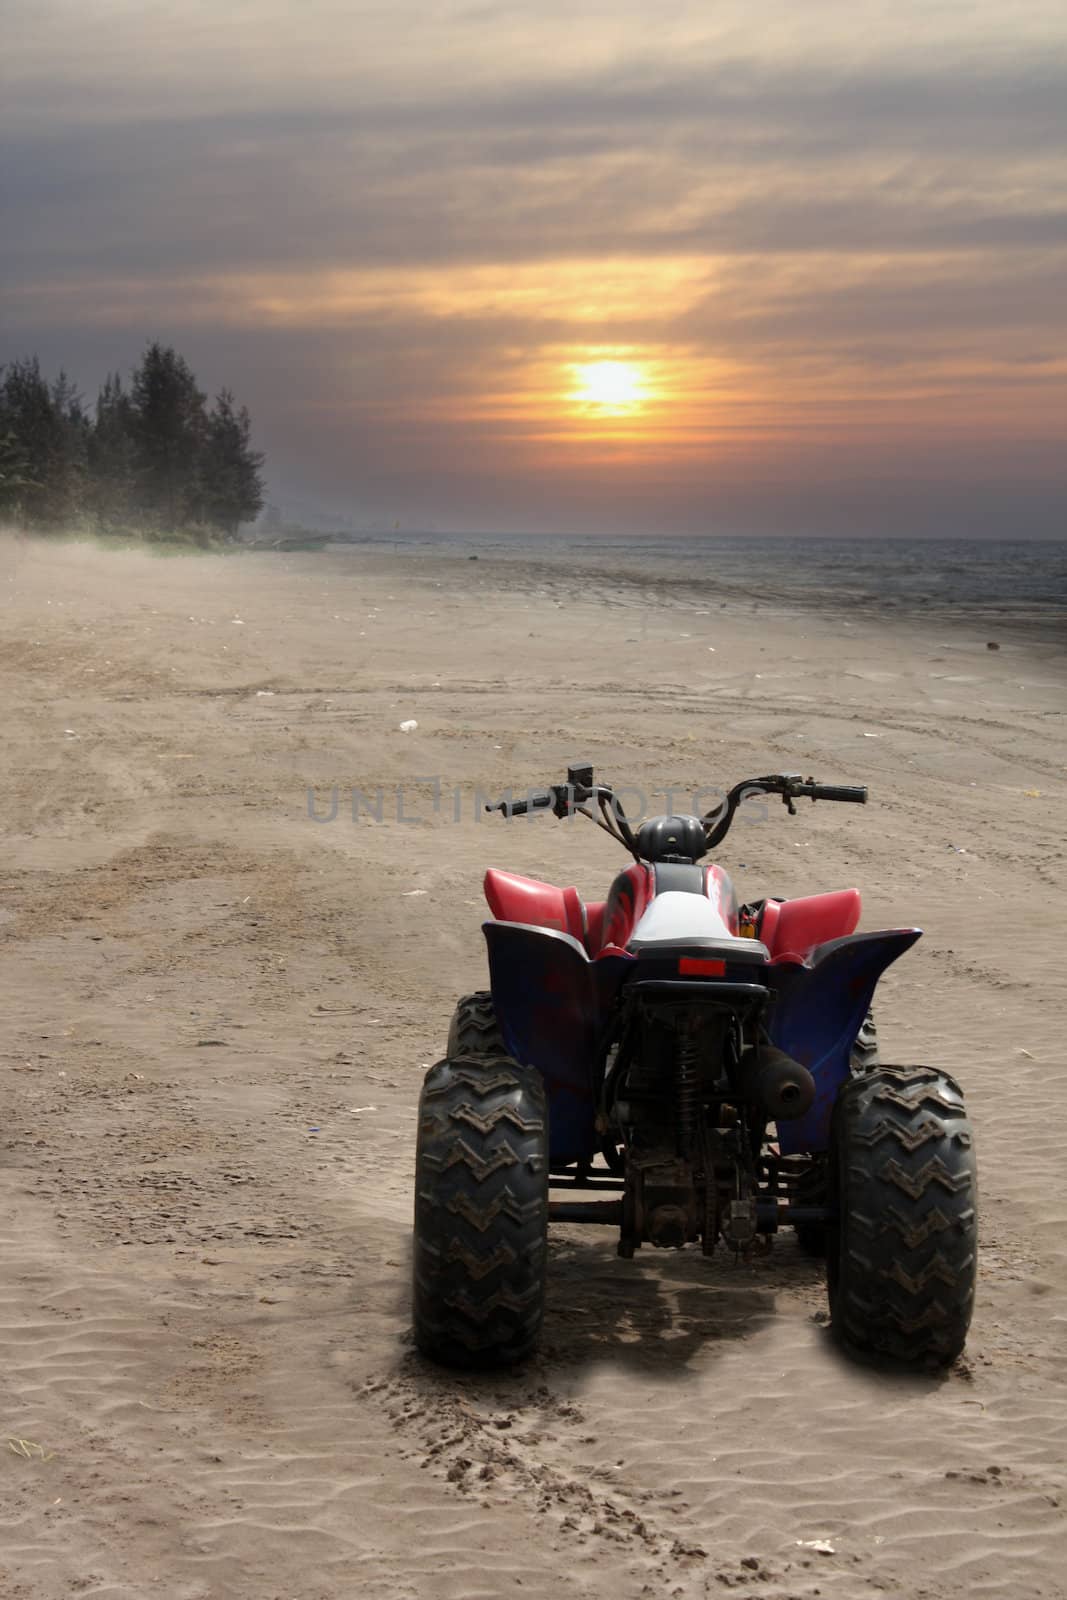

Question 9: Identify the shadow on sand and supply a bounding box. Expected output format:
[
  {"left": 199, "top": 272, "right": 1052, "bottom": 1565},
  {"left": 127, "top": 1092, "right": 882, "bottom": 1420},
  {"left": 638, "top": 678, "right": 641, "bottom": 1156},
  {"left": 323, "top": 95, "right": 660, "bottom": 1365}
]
[
  {"left": 539, "top": 1227, "right": 827, "bottom": 1375},
  {"left": 398, "top": 1227, "right": 955, "bottom": 1399},
  {"left": 543, "top": 1230, "right": 957, "bottom": 1393}
]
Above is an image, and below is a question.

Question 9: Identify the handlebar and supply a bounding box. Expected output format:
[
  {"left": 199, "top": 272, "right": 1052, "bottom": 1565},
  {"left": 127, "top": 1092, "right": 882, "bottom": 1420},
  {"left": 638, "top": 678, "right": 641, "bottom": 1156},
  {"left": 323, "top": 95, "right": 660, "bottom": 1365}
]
[
  {"left": 485, "top": 789, "right": 555, "bottom": 817},
  {"left": 792, "top": 782, "right": 867, "bottom": 804},
  {"left": 485, "top": 767, "right": 868, "bottom": 857},
  {"left": 702, "top": 773, "right": 867, "bottom": 847}
]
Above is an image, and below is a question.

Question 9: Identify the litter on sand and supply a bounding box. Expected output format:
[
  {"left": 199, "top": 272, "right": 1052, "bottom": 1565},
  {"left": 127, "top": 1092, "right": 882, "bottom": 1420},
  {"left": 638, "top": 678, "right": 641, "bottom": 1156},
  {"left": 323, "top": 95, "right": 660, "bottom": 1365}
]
[
  {"left": 8, "top": 1438, "right": 53, "bottom": 1461},
  {"left": 796, "top": 1539, "right": 835, "bottom": 1555},
  {"left": 399, "top": 719, "right": 418, "bottom": 732}
]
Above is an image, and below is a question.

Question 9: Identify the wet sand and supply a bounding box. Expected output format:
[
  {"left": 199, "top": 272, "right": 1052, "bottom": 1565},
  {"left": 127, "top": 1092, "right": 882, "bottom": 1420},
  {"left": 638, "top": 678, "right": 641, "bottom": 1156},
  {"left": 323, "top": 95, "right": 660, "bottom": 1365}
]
[{"left": 1, "top": 533, "right": 1065, "bottom": 1599}]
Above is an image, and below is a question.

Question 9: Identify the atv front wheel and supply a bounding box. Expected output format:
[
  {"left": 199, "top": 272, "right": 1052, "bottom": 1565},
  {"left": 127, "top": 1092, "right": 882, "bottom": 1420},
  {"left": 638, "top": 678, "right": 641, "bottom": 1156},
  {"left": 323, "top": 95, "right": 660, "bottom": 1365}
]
[
  {"left": 413, "top": 1053, "right": 548, "bottom": 1367},
  {"left": 850, "top": 1009, "right": 879, "bottom": 1074},
  {"left": 827, "top": 1065, "right": 977, "bottom": 1367}
]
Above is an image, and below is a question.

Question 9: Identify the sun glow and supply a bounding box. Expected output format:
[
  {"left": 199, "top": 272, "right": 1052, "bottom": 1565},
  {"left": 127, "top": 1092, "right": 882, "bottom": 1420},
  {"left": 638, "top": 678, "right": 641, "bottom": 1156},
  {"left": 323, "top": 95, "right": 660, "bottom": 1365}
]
[{"left": 570, "top": 359, "right": 648, "bottom": 413}]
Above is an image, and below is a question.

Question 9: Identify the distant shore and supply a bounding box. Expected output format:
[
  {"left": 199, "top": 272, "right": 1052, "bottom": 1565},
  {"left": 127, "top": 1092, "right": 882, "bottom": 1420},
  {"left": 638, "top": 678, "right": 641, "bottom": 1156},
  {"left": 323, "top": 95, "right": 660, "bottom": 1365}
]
[
  {"left": 252, "top": 531, "right": 1067, "bottom": 645},
  {"left": 7, "top": 522, "right": 1067, "bottom": 644}
]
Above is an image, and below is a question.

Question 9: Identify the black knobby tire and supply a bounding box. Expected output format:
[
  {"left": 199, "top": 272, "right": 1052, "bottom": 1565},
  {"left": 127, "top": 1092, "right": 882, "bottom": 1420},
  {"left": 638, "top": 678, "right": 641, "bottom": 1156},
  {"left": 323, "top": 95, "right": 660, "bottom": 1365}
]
[
  {"left": 413, "top": 1053, "right": 548, "bottom": 1367},
  {"left": 794, "top": 1010, "right": 881, "bottom": 1256},
  {"left": 827, "top": 1064, "right": 977, "bottom": 1367},
  {"left": 446, "top": 991, "right": 503, "bottom": 1059},
  {"left": 851, "top": 1010, "right": 880, "bottom": 1074},
  {"left": 794, "top": 1212, "right": 830, "bottom": 1257}
]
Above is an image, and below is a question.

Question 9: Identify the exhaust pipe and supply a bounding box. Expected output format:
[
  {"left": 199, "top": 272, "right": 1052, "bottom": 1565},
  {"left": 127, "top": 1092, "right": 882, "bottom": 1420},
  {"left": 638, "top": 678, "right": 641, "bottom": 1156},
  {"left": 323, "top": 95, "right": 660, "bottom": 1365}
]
[{"left": 745, "top": 1045, "right": 816, "bottom": 1121}]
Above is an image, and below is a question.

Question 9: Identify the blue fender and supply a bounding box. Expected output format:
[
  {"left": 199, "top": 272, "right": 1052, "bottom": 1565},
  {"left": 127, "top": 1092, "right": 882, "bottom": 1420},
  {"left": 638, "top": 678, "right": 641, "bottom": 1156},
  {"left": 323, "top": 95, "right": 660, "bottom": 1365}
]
[
  {"left": 766, "top": 928, "right": 921, "bottom": 1153},
  {"left": 482, "top": 921, "right": 630, "bottom": 1165},
  {"left": 484, "top": 920, "right": 920, "bottom": 1163}
]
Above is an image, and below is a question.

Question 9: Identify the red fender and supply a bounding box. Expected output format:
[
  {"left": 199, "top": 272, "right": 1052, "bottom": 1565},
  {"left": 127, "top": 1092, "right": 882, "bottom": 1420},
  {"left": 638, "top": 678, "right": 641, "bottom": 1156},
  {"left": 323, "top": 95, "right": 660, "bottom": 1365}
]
[
  {"left": 762, "top": 889, "right": 862, "bottom": 963},
  {"left": 484, "top": 868, "right": 588, "bottom": 947}
]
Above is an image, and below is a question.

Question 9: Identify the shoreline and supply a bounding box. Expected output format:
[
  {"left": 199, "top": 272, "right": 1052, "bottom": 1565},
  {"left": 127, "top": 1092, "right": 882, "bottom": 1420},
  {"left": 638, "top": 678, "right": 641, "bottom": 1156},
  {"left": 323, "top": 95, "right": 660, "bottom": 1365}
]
[
  {"left": 292, "top": 539, "right": 1067, "bottom": 648},
  {"left": 8, "top": 525, "right": 1067, "bottom": 643}
]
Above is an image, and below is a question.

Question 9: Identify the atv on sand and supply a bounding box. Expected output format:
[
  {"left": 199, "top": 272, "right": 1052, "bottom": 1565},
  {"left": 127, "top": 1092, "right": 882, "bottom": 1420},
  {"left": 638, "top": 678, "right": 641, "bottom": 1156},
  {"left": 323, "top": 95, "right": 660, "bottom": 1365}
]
[{"left": 413, "top": 766, "right": 976, "bottom": 1369}]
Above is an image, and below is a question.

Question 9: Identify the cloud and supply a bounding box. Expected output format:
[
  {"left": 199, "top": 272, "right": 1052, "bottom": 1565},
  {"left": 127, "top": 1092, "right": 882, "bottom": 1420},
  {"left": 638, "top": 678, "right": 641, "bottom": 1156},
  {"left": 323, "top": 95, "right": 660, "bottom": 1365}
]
[
  {"left": 4, "top": 35, "right": 1067, "bottom": 276},
  {"left": 2, "top": 1, "right": 1066, "bottom": 535}
]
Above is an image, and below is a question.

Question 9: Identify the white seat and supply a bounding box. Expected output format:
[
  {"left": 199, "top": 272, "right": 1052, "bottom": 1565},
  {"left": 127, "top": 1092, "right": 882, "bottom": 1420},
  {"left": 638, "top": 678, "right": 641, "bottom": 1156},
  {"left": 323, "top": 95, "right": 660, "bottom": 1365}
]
[{"left": 627, "top": 892, "right": 769, "bottom": 959}]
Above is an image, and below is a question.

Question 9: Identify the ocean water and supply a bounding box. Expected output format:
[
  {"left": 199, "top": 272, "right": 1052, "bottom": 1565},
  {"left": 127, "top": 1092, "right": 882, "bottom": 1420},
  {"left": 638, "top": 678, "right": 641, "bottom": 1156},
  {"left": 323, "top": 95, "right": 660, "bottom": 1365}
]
[{"left": 333, "top": 532, "right": 1067, "bottom": 634}]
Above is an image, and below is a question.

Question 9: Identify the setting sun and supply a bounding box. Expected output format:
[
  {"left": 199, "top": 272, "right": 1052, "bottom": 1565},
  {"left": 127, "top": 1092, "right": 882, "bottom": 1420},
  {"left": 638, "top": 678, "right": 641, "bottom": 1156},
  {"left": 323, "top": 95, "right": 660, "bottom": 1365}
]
[{"left": 570, "top": 359, "right": 648, "bottom": 413}]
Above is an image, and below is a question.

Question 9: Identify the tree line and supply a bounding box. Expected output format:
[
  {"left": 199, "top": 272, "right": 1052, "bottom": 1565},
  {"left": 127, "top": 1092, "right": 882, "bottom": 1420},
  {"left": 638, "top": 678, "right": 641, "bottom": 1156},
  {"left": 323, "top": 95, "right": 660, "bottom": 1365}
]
[{"left": 0, "top": 342, "right": 265, "bottom": 542}]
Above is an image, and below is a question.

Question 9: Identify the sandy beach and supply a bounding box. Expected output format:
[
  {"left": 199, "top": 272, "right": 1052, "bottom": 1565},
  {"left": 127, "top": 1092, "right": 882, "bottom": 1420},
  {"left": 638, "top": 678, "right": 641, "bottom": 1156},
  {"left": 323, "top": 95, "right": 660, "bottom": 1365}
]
[{"left": 1, "top": 533, "right": 1065, "bottom": 1600}]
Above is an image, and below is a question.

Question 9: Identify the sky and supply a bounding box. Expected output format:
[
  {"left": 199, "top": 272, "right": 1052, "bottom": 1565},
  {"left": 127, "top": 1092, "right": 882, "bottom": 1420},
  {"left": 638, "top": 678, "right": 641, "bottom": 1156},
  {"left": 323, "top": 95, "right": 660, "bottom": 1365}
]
[{"left": 2, "top": 0, "right": 1066, "bottom": 537}]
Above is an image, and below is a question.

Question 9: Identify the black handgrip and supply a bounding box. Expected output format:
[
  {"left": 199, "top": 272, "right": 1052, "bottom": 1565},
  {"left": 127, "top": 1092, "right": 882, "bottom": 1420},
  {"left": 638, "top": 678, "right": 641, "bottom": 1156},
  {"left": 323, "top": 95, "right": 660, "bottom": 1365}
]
[
  {"left": 809, "top": 784, "right": 868, "bottom": 803},
  {"left": 485, "top": 788, "right": 555, "bottom": 817}
]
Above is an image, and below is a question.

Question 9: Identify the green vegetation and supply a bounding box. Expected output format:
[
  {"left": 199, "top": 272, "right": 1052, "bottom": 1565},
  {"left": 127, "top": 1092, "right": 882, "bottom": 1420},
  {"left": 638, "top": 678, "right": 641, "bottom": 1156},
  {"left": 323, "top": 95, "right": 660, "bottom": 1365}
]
[{"left": 0, "top": 342, "right": 264, "bottom": 544}]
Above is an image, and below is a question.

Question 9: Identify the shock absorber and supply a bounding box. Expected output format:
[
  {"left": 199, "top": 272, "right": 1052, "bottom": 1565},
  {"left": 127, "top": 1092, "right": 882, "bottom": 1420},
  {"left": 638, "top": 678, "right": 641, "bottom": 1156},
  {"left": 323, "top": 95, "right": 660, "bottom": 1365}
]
[{"left": 676, "top": 1031, "right": 700, "bottom": 1158}]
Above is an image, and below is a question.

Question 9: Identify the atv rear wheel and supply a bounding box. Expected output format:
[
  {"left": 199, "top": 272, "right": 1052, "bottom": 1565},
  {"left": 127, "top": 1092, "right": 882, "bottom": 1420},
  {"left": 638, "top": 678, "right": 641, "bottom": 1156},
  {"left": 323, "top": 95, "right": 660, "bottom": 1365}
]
[
  {"left": 827, "top": 1065, "right": 977, "bottom": 1367},
  {"left": 446, "top": 991, "right": 503, "bottom": 1058},
  {"left": 413, "top": 1053, "right": 548, "bottom": 1367}
]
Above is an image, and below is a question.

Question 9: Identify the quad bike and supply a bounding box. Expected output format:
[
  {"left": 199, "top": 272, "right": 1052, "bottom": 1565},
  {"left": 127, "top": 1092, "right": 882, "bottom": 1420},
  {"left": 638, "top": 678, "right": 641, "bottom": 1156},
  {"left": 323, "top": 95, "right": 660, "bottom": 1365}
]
[{"left": 413, "top": 766, "right": 977, "bottom": 1370}]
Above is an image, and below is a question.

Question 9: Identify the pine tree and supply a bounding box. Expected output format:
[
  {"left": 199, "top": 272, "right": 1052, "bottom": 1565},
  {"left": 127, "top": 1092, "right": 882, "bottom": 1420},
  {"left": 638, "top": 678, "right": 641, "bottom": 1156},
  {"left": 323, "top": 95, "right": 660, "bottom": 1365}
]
[
  {"left": 0, "top": 365, "right": 28, "bottom": 515},
  {"left": 87, "top": 373, "right": 138, "bottom": 527},
  {"left": 0, "top": 358, "right": 86, "bottom": 527},
  {"left": 1, "top": 345, "right": 267, "bottom": 540},
  {"left": 0, "top": 371, "right": 34, "bottom": 516},
  {"left": 48, "top": 371, "right": 90, "bottom": 523},
  {"left": 201, "top": 389, "right": 265, "bottom": 539},
  {"left": 0, "top": 428, "right": 31, "bottom": 515},
  {"left": 129, "top": 342, "right": 208, "bottom": 530}
]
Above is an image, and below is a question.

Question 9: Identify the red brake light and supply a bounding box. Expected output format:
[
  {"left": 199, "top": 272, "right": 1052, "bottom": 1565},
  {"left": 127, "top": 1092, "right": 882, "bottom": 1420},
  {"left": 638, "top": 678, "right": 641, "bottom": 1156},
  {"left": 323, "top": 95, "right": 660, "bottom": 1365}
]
[{"left": 679, "top": 957, "right": 726, "bottom": 977}]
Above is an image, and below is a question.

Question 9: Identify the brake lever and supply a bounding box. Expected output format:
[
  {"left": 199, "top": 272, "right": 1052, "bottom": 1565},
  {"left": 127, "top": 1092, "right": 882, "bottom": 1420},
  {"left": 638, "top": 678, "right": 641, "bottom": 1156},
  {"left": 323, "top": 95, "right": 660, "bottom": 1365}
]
[
  {"left": 553, "top": 780, "right": 604, "bottom": 818},
  {"left": 551, "top": 784, "right": 572, "bottom": 819}
]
